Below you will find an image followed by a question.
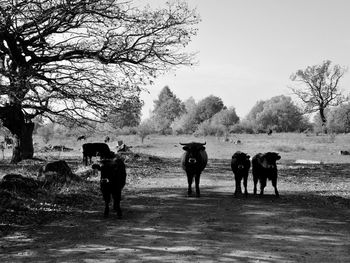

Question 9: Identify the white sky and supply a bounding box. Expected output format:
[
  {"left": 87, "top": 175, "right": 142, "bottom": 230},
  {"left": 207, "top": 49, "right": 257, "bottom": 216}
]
[{"left": 139, "top": 0, "right": 350, "bottom": 119}]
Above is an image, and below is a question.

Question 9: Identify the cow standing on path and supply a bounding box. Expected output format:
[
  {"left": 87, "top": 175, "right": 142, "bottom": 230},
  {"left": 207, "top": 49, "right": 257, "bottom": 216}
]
[
  {"left": 92, "top": 157, "right": 127, "bottom": 218},
  {"left": 252, "top": 152, "right": 281, "bottom": 197},
  {"left": 180, "top": 142, "right": 208, "bottom": 197},
  {"left": 231, "top": 151, "right": 250, "bottom": 197}
]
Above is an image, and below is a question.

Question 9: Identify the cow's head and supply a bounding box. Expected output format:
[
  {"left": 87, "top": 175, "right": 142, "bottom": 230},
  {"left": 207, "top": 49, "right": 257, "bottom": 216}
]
[
  {"left": 92, "top": 159, "right": 115, "bottom": 182},
  {"left": 180, "top": 142, "right": 206, "bottom": 164},
  {"left": 232, "top": 151, "right": 250, "bottom": 169},
  {"left": 260, "top": 152, "right": 281, "bottom": 169}
]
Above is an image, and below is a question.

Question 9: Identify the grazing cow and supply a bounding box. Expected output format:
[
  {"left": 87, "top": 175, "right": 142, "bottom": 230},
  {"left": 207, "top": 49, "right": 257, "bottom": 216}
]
[
  {"left": 92, "top": 157, "right": 127, "bottom": 218},
  {"left": 77, "top": 135, "right": 87, "bottom": 141},
  {"left": 267, "top": 129, "right": 273, "bottom": 135},
  {"left": 231, "top": 151, "right": 251, "bottom": 196},
  {"left": 180, "top": 142, "right": 208, "bottom": 197},
  {"left": 82, "top": 143, "right": 114, "bottom": 165},
  {"left": 104, "top": 136, "right": 110, "bottom": 143},
  {"left": 252, "top": 152, "right": 281, "bottom": 197}
]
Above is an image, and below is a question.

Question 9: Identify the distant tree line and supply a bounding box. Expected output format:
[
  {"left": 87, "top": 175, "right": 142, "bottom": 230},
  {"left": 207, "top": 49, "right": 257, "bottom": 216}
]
[
  {"left": 140, "top": 83, "right": 350, "bottom": 136},
  {"left": 139, "top": 60, "right": 349, "bottom": 136},
  {"left": 141, "top": 87, "right": 307, "bottom": 135}
]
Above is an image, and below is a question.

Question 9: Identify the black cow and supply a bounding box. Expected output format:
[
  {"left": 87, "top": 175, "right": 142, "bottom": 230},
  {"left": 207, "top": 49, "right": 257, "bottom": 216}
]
[
  {"left": 252, "top": 152, "right": 281, "bottom": 197},
  {"left": 77, "top": 135, "right": 86, "bottom": 141},
  {"left": 92, "top": 158, "right": 127, "bottom": 218},
  {"left": 82, "top": 143, "right": 114, "bottom": 165},
  {"left": 180, "top": 142, "right": 208, "bottom": 197},
  {"left": 231, "top": 151, "right": 251, "bottom": 197}
]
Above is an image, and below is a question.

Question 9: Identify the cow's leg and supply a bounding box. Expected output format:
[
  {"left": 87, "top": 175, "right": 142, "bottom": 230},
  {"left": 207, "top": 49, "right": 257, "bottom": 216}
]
[
  {"left": 243, "top": 175, "right": 248, "bottom": 197},
  {"left": 234, "top": 176, "right": 242, "bottom": 196},
  {"left": 259, "top": 178, "right": 267, "bottom": 196},
  {"left": 195, "top": 174, "right": 201, "bottom": 197},
  {"left": 113, "top": 190, "right": 122, "bottom": 218},
  {"left": 253, "top": 174, "right": 258, "bottom": 195},
  {"left": 272, "top": 178, "right": 279, "bottom": 197},
  {"left": 187, "top": 174, "right": 193, "bottom": 196},
  {"left": 103, "top": 193, "right": 111, "bottom": 217}
]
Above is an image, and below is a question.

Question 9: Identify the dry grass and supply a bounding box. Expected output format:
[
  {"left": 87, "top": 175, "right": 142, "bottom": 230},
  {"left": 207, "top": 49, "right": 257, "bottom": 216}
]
[
  {"left": 2, "top": 132, "right": 349, "bottom": 169},
  {"left": 113, "top": 133, "right": 350, "bottom": 164}
]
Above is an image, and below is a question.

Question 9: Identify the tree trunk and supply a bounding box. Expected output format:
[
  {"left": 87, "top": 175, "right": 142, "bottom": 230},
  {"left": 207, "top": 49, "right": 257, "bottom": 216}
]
[
  {"left": 319, "top": 107, "right": 328, "bottom": 134},
  {"left": 0, "top": 104, "right": 34, "bottom": 163},
  {"left": 11, "top": 123, "right": 34, "bottom": 163}
]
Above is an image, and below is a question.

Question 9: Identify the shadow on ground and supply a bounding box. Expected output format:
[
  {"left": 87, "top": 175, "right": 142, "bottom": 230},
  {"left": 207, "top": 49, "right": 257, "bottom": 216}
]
[{"left": 1, "top": 183, "right": 349, "bottom": 262}]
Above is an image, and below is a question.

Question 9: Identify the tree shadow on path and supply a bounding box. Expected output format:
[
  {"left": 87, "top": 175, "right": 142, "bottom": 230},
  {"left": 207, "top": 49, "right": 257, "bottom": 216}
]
[{"left": 1, "top": 183, "right": 349, "bottom": 263}]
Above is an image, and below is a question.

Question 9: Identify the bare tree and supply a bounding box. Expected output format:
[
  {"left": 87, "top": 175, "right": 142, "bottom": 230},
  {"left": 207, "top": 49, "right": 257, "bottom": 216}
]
[
  {"left": 290, "top": 60, "right": 347, "bottom": 133},
  {"left": 0, "top": 0, "right": 200, "bottom": 162}
]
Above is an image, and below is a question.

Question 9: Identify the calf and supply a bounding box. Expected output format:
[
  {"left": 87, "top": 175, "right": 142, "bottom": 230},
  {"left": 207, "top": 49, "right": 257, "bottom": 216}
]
[
  {"left": 252, "top": 152, "right": 281, "bottom": 197},
  {"left": 231, "top": 151, "right": 250, "bottom": 197},
  {"left": 180, "top": 142, "right": 208, "bottom": 197},
  {"left": 82, "top": 143, "right": 114, "bottom": 165},
  {"left": 92, "top": 158, "right": 127, "bottom": 218}
]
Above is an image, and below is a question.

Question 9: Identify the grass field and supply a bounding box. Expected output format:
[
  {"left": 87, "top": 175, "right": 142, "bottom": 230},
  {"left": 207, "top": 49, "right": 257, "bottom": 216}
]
[{"left": 18, "top": 132, "right": 350, "bottom": 164}]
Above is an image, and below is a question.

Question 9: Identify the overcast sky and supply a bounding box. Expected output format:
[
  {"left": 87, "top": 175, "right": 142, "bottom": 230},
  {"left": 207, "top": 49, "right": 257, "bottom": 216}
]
[{"left": 138, "top": 0, "right": 350, "bottom": 119}]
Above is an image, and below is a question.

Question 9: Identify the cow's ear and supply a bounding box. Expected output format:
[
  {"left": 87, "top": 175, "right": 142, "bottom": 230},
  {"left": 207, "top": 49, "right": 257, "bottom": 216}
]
[
  {"left": 246, "top": 155, "right": 250, "bottom": 160},
  {"left": 200, "top": 146, "right": 206, "bottom": 150},
  {"left": 275, "top": 154, "right": 281, "bottom": 160},
  {"left": 92, "top": 164, "right": 101, "bottom": 170},
  {"left": 183, "top": 146, "right": 189, "bottom": 151}
]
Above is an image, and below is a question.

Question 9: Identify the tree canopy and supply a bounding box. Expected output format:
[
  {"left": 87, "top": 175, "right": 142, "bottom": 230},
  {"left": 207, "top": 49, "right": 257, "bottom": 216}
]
[
  {"left": 211, "top": 107, "right": 239, "bottom": 130},
  {"left": 290, "top": 60, "right": 347, "bottom": 131},
  {"left": 0, "top": 0, "right": 200, "bottom": 162},
  {"left": 246, "top": 95, "right": 309, "bottom": 132},
  {"left": 108, "top": 97, "right": 143, "bottom": 129},
  {"left": 194, "top": 95, "right": 225, "bottom": 123},
  {"left": 327, "top": 103, "right": 350, "bottom": 133},
  {"left": 151, "top": 86, "right": 185, "bottom": 133}
]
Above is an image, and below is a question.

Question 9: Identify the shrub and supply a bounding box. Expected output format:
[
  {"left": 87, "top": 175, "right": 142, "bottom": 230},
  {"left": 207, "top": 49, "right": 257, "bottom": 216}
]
[
  {"left": 194, "top": 120, "right": 225, "bottom": 136},
  {"left": 230, "top": 120, "right": 256, "bottom": 134}
]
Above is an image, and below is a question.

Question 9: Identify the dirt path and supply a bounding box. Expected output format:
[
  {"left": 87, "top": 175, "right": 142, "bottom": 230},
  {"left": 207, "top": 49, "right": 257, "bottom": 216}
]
[{"left": 1, "top": 160, "right": 350, "bottom": 262}]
